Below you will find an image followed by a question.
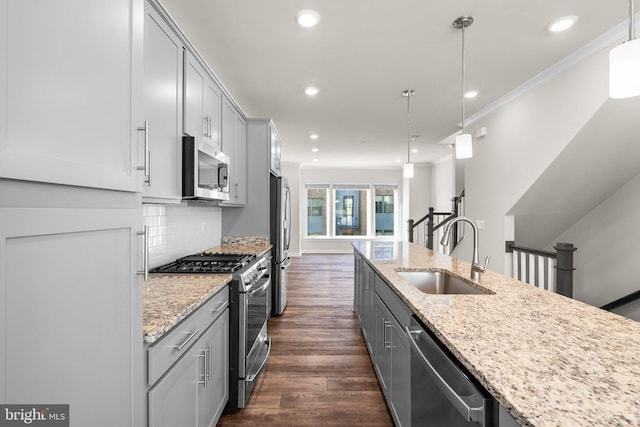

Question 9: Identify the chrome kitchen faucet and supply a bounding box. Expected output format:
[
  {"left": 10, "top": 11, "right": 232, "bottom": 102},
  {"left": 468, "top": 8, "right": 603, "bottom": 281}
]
[{"left": 440, "top": 216, "right": 490, "bottom": 282}]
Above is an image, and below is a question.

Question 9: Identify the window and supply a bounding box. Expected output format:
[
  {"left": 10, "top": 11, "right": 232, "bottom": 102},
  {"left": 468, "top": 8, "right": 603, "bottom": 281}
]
[
  {"left": 334, "top": 185, "right": 369, "bottom": 236},
  {"left": 305, "top": 183, "right": 397, "bottom": 238},
  {"left": 306, "top": 185, "right": 329, "bottom": 236},
  {"left": 375, "top": 186, "right": 396, "bottom": 235}
]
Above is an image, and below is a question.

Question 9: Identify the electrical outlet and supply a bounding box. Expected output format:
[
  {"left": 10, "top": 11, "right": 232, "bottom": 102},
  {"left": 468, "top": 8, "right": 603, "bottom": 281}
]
[
  {"left": 476, "top": 220, "right": 485, "bottom": 229},
  {"left": 202, "top": 222, "right": 207, "bottom": 232}
]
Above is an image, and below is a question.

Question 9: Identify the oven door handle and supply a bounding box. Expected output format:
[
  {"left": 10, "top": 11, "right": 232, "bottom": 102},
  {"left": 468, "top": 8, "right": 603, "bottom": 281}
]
[
  {"left": 245, "top": 337, "right": 271, "bottom": 382},
  {"left": 247, "top": 279, "right": 270, "bottom": 296}
]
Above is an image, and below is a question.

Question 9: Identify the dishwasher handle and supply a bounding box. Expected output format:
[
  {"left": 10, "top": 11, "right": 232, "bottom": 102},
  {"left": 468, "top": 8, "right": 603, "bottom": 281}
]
[{"left": 406, "top": 325, "right": 485, "bottom": 424}]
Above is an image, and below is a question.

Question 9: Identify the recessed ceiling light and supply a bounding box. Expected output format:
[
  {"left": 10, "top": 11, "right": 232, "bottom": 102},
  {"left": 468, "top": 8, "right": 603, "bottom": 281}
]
[
  {"left": 464, "top": 90, "right": 479, "bottom": 99},
  {"left": 313, "top": 158, "right": 319, "bottom": 162},
  {"left": 411, "top": 148, "right": 418, "bottom": 153},
  {"left": 305, "top": 86, "right": 319, "bottom": 96},
  {"left": 310, "top": 133, "right": 319, "bottom": 140},
  {"left": 296, "top": 10, "right": 321, "bottom": 28},
  {"left": 547, "top": 15, "right": 578, "bottom": 33},
  {"left": 395, "top": 159, "right": 401, "bottom": 163},
  {"left": 311, "top": 147, "right": 319, "bottom": 152}
]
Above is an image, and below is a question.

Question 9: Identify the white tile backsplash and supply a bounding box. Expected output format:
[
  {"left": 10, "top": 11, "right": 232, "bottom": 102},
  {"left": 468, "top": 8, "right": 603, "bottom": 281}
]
[{"left": 143, "top": 204, "right": 222, "bottom": 268}]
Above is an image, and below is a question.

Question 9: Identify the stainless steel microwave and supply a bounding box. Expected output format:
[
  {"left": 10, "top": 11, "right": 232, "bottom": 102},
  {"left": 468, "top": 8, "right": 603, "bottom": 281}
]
[{"left": 182, "top": 135, "right": 230, "bottom": 201}]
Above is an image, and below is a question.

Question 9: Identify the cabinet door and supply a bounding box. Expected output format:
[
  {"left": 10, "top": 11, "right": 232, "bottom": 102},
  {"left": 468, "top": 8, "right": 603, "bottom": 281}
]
[
  {"left": 221, "top": 98, "right": 235, "bottom": 155},
  {"left": 390, "top": 318, "right": 411, "bottom": 427},
  {"left": 353, "top": 254, "right": 363, "bottom": 320},
  {"left": 269, "top": 126, "right": 282, "bottom": 176},
  {"left": 203, "top": 78, "right": 222, "bottom": 152},
  {"left": 0, "top": 207, "right": 143, "bottom": 427},
  {"left": 374, "top": 295, "right": 392, "bottom": 394},
  {"left": 143, "top": 2, "right": 183, "bottom": 201},
  {"left": 197, "top": 310, "right": 229, "bottom": 427},
  {"left": 148, "top": 345, "right": 199, "bottom": 427},
  {"left": 184, "top": 51, "right": 205, "bottom": 144},
  {"left": 221, "top": 99, "right": 247, "bottom": 206},
  {"left": 232, "top": 114, "right": 247, "bottom": 204},
  {"left": 0, "top": 0, "right": 144, "bottom": 191}
]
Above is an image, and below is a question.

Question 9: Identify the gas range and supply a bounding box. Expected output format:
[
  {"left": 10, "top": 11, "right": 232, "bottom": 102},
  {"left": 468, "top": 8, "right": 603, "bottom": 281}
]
[
  {"left": 149, "top": 252, "right": 256, "bottom": 274},
  {"left": 149, "top": 249, "right": 272, "bottom": 409}
]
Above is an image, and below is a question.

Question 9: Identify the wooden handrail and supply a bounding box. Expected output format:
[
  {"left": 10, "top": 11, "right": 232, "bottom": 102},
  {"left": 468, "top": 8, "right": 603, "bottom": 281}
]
[
  {"left": 506, "top": 242, "right": 556, "bottom": 258},
  {"left": 600, "top": 290, "right": 640, "bottom": 312}
]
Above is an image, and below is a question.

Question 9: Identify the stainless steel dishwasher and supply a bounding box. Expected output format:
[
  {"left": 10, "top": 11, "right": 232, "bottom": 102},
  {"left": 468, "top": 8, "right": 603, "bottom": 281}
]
[{"left": 406, "top": 316, "right": 498, "bottom": 426}]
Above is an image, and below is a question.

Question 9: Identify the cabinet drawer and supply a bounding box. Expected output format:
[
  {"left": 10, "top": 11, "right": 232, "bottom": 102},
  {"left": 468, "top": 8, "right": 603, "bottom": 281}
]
[
  {"left": 147, "top": 286, "right": 229, "bottom": 385},
  {"left": 375, "top": 273, "right": 412, "bottom": 328}
]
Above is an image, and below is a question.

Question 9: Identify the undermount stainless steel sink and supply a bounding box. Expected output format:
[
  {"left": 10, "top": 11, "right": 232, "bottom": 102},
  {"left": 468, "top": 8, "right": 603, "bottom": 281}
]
[{"left": 397, "top": 271, "right": 494, "bottom": 295}]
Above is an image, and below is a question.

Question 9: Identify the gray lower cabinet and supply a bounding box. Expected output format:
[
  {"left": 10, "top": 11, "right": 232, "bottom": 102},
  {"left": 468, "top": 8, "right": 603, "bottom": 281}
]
[
  {"left": 197, "top": 313, "right": 229, "bottom": 427},
  {"left": 0, "top": 183, "right": 144, "bottom": 427},
  {"left": 354, "top": 251, "right": 411, "bottom": 427},
  {"left": 374, "top": 295, "right": 411, "bottom": 427},
  {"left": 147, "top": 288, "right": 229, "bottom": 427}
]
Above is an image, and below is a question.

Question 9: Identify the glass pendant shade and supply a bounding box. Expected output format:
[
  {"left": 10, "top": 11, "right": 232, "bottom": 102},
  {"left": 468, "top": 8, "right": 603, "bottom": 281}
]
[
  {"left": 455, "top": 133, "right": 473, "bottom": 159},
  {"left": 609, "top": 38, "right": 640, "bottom": 98},
  {"left": 403, "top": 162, "right": 414, "bottom": 178}
]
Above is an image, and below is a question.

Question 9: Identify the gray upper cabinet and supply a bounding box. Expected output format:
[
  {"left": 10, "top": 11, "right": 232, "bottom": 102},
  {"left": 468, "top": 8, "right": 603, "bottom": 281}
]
[
  {"left": 220, "top": 97, "right": 247, "bottom": 206},
  {"left": 0, "top": 0, "right": 144, "bottom": 192},
  {"left": 143, "top": 1, "right": 183, "bottom": 202},
  {"left": 270, "top": 126, "right": 282, "bottom": 176},
  {"left": 184, "top": 50, "right": 222, "bottom": 153}
]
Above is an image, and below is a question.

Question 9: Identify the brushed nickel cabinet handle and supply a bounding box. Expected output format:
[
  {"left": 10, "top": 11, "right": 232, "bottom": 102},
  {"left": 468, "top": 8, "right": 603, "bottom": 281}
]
[
  {"left": 136, "top": 226, "right": 148, "bottom": 280},
  {"left": 174, "top": 329, "right": 199, "bottom": 351},
  {"left": 136, "top": 121, "right": 150, "bottom": 184}
]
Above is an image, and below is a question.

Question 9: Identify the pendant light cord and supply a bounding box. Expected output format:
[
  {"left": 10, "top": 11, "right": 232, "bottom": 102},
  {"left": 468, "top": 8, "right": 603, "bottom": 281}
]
[
  {"left": 630, "top": 0, "right": 636, "bottom": 41},
  {"left": 407, "top": 91, "right": 411, "bottom": 163},
  {"left": 402, "top": 89, "right": 414, "bottom": 164},
  {"left": 461, "top": 21, "right": 466, "bottom": 134}
]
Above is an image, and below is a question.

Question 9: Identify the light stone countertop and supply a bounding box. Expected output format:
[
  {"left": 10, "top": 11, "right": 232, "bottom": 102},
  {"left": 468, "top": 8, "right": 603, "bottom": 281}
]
[
  {"left": 352, "top": 240, "right": 640, "bottom": 427},
  {"left": 143, "top": 241, "right": 272, "bottom": 344}
]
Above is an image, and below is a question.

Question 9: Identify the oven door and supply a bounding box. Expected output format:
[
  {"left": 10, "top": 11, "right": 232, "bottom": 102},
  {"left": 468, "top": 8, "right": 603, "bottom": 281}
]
[
  {"left": 236, "top": 276, "right": 271, "bottom": 408},
  {"left": 245, "top": 276, "right": 270, "bottom": 357}
]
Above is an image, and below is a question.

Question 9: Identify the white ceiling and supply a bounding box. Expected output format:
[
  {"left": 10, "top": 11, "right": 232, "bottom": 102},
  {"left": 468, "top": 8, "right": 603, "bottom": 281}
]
[{"left": 159, "top": 0, "right": 628, "bottom": 170}]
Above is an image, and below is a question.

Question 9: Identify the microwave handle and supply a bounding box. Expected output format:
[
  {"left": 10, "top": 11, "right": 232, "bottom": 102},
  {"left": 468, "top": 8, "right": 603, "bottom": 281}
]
[{"left": 218, "top": 165, "right": 228, "bottom": 189}]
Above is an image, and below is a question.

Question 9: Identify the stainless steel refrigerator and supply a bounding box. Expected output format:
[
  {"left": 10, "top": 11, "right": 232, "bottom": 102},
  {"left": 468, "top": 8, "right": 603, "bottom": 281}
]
[{"left": 270, "top": 174, "right": 290, "bottom": 316}]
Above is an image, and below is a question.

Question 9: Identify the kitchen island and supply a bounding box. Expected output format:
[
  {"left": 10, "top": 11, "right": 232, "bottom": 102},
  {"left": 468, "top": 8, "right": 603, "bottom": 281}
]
[{"left": 353, "top": 241, "right": 640, "bottom": 427}]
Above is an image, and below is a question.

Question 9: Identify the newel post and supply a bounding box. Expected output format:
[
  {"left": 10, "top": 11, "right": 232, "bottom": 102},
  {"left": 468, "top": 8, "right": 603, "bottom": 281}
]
[
  {"left": 426, "top": 207, "right": 435, "bottom": 250},
  {"left": 554, "top": 243, "right": 576, "bottom": 298},
  {"left": 408, "top": 219, "right": 415, "bottom": 243}
]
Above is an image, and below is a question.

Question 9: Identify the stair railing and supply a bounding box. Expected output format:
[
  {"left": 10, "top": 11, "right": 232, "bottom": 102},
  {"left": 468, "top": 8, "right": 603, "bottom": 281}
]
[
  {"left": 408, "top": 191, "right": 465, "bottom": 254},
  {"left": 506, "top": 241, "right": 576, "bottom": 298}
]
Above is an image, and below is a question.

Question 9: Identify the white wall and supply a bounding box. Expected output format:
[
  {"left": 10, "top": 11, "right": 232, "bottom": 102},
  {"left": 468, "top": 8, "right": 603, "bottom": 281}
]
[
  {"left": 554, "top": 172, "right": 640, "bottom": 308},
  {"left": 431, "top": 154, "right": 455, "bottom": 211},
  {"left": 454, "top": 48, "right": 610, "bottom": 273},
  {"left": 301, "top": 167, "right": 407, "bottom": 253}
]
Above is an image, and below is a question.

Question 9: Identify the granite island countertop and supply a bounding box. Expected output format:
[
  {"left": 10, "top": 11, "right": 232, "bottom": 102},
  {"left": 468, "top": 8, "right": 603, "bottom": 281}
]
[
  {"left": 352, "top": 240, "right": 640, "bottom": 427},
  {"left": 143, "top": 241, "right": 272, "bottom": 344}
]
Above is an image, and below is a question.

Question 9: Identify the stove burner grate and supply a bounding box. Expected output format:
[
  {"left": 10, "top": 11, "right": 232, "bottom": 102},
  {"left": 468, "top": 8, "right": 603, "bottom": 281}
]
[{"left": 149, "top": 252, "right": 256, "bottom": 274}]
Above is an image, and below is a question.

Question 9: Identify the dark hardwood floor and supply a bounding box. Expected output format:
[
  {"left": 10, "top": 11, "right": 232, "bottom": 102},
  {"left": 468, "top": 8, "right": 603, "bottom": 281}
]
[{"left": 217, "top": 254, "right": 393, "bottom": 426}]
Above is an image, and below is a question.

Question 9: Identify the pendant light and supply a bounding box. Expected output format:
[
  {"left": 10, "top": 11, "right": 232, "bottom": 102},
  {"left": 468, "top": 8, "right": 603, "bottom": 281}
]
[
  {"left": 453, "top": 16, "right": 474, "bottom": 159},
  {"left": 402, "top": 89, "right": 415, "bottom": 178},
  {"left": 610, "top": 0, "right": 640, "bottom": 98}
]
